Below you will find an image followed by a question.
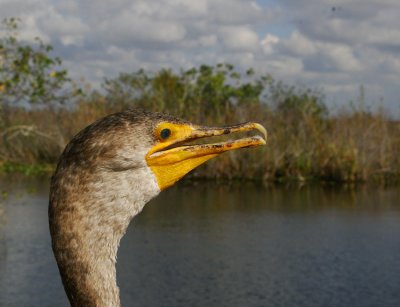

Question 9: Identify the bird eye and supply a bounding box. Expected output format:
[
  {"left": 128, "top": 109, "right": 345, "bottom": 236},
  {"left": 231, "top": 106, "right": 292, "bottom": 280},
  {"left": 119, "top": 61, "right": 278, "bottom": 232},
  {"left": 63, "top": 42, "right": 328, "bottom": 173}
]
[{"left": 160, "top": 128, "right": 171, "bottom": 140}]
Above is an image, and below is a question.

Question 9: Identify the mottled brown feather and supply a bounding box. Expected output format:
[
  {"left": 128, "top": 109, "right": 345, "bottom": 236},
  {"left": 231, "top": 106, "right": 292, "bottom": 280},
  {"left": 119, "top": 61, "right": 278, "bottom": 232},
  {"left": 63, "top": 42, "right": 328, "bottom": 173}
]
[{"left": 49, "top": 109, "right": 184, "bottom": 306}]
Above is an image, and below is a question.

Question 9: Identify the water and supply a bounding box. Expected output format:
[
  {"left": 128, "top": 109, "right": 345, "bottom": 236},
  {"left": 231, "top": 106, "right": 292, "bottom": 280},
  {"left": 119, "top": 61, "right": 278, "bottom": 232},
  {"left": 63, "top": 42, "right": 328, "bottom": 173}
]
[{"left": 1, "top": 176, "right": 400, "bottom": 306}]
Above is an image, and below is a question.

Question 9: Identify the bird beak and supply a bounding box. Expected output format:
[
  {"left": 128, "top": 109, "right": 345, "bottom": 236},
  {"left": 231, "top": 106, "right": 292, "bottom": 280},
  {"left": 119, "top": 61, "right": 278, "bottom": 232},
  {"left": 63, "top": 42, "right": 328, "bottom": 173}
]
[{"left": 146, "top": 122, "right": 267, "bottom": 190}]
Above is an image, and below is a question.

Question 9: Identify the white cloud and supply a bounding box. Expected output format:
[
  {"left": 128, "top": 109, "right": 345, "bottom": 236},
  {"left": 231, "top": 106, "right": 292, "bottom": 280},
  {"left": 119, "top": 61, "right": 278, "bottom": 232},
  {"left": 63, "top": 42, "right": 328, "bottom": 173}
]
[
  {"left": 278, "top": 31, "right": 315, "bottom": 56},
  {"left": 261, "top": 33, "right": 279, "bottom": 55},
  {"left": 220, "top": 26, "right": 260, "bottom": 52},
  {"left": 98, "top": 15, "right": 187, "bottom": 45},
  {"left": 208, "top": 0, "right": 264, "bottom": 25},
  {"left": 38, "top": 13, "right": 88, "bottom": 46},
  {"left": 325, "top": 44, "right": 362, "bottom": 72},
  {"left": 1, "top": 0, "right": 400, "bottom": 110}
]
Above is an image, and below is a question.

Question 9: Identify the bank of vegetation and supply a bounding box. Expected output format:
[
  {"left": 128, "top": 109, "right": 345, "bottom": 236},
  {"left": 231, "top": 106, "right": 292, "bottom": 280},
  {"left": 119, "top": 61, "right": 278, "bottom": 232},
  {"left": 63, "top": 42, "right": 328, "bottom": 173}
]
[{"left": 1, "top": 18, "right": 400, "bottom": 182}]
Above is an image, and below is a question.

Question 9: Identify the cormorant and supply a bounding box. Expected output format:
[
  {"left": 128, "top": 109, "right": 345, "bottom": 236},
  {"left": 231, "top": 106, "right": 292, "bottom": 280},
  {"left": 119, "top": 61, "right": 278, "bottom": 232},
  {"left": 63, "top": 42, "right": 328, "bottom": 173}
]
[{"left": 49, "top": 109, "right": 267, "bottom": 306}]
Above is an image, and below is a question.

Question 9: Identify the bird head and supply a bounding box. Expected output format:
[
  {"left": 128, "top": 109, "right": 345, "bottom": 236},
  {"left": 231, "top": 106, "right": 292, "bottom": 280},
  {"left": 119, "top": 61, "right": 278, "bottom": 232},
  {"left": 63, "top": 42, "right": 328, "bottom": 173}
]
[{"left": 55, "top": 109, "right": 266, "bottom": 193}]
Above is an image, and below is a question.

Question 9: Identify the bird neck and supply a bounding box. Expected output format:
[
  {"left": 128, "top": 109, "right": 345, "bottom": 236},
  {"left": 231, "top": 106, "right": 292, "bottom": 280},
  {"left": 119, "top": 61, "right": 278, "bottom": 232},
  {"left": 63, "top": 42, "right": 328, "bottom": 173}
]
[{"left": 49, "top": 166, "right": 160, "bottom": 307}]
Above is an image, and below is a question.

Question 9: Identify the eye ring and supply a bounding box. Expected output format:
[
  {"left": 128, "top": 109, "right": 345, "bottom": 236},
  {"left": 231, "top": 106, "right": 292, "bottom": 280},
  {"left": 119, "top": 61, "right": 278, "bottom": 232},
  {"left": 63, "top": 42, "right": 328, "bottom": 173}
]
[{"left": 160, "top": 128, "right": 171, "bottom": 140}]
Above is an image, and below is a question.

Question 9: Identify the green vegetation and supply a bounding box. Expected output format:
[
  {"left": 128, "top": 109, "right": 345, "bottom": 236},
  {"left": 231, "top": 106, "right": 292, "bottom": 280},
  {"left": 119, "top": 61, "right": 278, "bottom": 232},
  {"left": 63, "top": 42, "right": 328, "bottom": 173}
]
[
  {"left": 0, "top": 18, "right": 81, "bottom": 126},
  {"left": 1, "top": 18, "right": 400, "bottom": 182}
]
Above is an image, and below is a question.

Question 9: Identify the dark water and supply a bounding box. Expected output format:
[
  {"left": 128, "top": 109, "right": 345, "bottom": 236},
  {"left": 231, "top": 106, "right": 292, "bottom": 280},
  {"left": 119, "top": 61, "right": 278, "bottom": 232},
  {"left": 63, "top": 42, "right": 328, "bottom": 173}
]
[{"left": 1, "top": 177, "right": 400, "bottom": 307}]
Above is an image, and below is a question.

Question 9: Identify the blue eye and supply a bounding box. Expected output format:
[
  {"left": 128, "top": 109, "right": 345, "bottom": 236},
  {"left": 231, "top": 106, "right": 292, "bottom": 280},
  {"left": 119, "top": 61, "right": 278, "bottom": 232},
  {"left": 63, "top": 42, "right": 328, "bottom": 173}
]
[{"left": 160, "top": 128, "right": 171, "bottom": 140}]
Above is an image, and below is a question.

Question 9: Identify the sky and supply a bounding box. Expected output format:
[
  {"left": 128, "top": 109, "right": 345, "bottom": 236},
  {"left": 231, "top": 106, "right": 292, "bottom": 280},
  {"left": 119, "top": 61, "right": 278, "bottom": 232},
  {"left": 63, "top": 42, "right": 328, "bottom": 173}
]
[{"left": 1, "top": 0, "right": 400, "bottom": 113}]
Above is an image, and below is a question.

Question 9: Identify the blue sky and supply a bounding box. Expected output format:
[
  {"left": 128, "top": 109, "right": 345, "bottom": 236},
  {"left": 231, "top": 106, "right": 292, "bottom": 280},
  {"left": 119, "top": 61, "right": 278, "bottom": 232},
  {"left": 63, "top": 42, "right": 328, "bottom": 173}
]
[{"left": 1, "top": 0, "right": 400, "bottom": 114}]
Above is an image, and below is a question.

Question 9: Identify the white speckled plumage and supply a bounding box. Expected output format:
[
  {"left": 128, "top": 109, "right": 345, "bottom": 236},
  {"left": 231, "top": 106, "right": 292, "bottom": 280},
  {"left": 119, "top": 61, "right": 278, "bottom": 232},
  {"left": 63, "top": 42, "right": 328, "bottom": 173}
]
[{"left": 73, "top": 168, "right": 159, "bottom": 306}]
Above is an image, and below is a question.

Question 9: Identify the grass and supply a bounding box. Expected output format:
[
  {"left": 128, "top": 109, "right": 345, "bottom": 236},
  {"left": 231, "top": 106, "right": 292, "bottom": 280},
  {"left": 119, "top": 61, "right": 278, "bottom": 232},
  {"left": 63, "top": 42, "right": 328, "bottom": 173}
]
[
  {"left": 1, "top": 98, "right": 400, "bottom": 183},
  {"left": 0, "top": 161, "right": 54, "bottom": 175}
]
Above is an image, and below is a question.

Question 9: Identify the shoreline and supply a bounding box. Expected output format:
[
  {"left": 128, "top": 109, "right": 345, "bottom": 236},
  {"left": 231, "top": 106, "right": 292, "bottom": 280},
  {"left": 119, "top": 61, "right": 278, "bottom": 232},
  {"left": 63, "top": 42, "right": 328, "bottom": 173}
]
[{"left": 1, "top": 161, "right": 399, "bottom": 185}]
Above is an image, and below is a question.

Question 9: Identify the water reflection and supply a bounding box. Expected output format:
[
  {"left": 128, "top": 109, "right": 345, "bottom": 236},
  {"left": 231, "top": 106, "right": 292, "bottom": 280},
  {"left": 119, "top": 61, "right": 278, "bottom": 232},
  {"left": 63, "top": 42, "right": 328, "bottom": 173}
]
[{"left": 0, "top": 176, "right": 400, "bottom": 306}]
